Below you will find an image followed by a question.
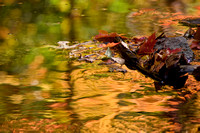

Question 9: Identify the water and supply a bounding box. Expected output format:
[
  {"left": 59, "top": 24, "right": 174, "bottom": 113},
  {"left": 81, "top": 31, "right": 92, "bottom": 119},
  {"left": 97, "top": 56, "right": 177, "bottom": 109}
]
[{"left": 0, "top": 0, "right": 200, "bottom": 132}]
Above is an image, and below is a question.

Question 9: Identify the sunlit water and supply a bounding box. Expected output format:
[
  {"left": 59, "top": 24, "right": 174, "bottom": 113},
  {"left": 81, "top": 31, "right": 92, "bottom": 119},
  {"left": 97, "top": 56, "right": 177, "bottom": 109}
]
[{"left": 0, "top": 0, "right": 200, "bottom": 132}]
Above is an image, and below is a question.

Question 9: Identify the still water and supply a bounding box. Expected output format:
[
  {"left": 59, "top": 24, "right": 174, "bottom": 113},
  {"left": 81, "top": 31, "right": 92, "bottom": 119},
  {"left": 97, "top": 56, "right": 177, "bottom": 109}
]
[{"left": 0, "top": 0, "right": 200, "bottom": 132}]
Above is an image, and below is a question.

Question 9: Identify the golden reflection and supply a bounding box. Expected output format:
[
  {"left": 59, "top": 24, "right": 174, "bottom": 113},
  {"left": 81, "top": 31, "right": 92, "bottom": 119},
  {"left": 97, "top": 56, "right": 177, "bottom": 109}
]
[
  {"left": 9, "top": 8, "right": 21, "bottom": 19},
  {"left": 0, "top": 27, "right": 9, "bottom": 40},
  {"left": 61, "top": 18, "right": 70, "bottom": 35},
  {"left": 21, "top": 55, "right": 47, "bottom": 85}
]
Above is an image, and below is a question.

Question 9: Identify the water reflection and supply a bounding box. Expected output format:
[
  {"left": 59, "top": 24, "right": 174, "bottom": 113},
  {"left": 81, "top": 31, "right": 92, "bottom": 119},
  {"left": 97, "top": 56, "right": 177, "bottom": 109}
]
[{"left": 0, "top": 0, "right": 200, "bottom": 132}]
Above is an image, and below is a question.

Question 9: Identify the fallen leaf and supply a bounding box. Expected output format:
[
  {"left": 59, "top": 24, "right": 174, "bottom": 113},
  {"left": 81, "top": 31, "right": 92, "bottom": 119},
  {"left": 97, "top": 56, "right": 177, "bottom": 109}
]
[
  {"left": 137, "top": 33, "right": 157, "bottom": 54},
  {"left": 100, "top": 42, "right": 120, "bottom": 48},
  {"left": 167, "top": 48, "right": 182, "bottom": 55},
  {"left": 165, "top": 54, "right": 181, "bottom": 68},
  {"left": 150, "top": 52, "right": 165, "bottom": 72},
  {"left": 95, "top": 30, "right": 127, "bottom": 43}
]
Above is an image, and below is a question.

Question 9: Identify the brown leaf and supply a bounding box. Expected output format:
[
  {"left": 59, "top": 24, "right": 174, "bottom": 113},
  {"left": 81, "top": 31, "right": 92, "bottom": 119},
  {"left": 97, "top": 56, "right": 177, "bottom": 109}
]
[
  {"left": 150, "top": 53, "right": 165, "bottom": 72},
  {"left": 95, "top": 30, "right": 127, "bottom": 43},
  {"left": 165, "top": 54, "right": 181, "bottom": 68}
]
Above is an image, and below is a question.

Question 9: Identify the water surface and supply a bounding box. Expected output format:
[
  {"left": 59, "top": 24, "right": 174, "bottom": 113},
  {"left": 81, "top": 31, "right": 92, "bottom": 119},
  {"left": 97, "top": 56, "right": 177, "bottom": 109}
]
[{"left": 0, "top": 0, "right": 200, "bottom": 132}]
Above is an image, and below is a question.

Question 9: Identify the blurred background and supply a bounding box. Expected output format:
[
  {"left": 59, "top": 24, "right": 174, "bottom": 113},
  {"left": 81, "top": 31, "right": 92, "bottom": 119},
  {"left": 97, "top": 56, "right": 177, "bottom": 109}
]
[
  {"left": 0, "top": 0, "right": 200, "bottom": 73},
  {"left": 0, "top": 0, "right": 200, "bottom": 132}
]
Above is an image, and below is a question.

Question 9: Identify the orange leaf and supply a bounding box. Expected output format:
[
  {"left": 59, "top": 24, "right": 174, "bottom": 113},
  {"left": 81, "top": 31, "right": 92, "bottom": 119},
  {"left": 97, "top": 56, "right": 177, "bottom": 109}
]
[
  {"left": 100, "top": 42, "right": 120, "bottom": 48},
  {"left": 106, "top": 42, "right": 120, "bottom": 47},
  {"left": 137, "top": 33, "right": 157, "bottom": 54}
]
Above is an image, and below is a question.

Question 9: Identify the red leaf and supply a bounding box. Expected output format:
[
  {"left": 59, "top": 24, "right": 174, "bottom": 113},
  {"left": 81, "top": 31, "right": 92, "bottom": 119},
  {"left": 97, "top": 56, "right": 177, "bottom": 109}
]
[
  {"left": 137, "top": 33, "right": 157, "bottom": 54},
  {"left": 167, "top": 48, "right": 182, "bottom": 55},
  {"left": 95, "top": 30, "right": 127, "bottom": 43}
]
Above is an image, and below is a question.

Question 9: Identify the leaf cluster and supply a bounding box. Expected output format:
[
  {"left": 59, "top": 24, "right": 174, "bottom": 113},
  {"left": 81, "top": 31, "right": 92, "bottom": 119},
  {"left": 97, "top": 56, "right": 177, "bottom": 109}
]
[{"left": 94, "top": 30, "right": 199, "bottom": 90}]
